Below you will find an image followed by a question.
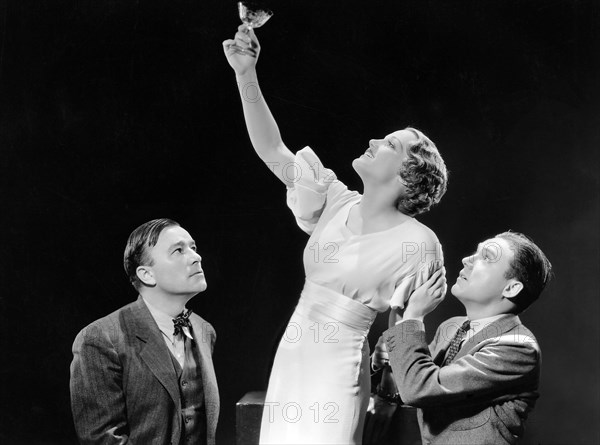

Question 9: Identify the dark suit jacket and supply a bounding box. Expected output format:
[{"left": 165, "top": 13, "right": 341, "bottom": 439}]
[
  {"left": 70, "top": 296, "right": 219, "bottom": 445},
  {"left": 384, "top": 315, "right": 540, "bottom": 445}
]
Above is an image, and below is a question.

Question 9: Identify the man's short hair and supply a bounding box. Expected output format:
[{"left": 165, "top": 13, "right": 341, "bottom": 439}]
[
  {"left": 123, "top": 218, "right": 180, "bottom": 290},
  {"left": 496, "top": 231, "right": 553, "bottom": 313}
]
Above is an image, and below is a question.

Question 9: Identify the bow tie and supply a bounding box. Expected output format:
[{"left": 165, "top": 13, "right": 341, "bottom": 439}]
[{"left": 173, "top": 309, "right": 194, "bottom": 340}]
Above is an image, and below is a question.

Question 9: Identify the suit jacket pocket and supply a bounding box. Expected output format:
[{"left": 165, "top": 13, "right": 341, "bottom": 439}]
[
  {"left": 447, "top": 406, "right": 491, "bottom": 431},
  {"left": 424, "top": 405, "right": 491, "bottom": 433}
]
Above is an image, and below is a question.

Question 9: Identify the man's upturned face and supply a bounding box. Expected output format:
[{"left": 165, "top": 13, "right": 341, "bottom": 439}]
[
  {"left": 451, "top": 237, "right": 514, "bottom": 305},
  {"left": 146, "top": 225, "right": 206, "bottom": 297}
]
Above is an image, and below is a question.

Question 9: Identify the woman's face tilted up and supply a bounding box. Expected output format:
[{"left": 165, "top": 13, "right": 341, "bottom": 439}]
[{"left": 352, "top": 129, "right": 416, "bottom": 190}]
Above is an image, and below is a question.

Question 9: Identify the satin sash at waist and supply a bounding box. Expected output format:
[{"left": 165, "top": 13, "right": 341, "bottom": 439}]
[{"left": 295, "top": 280, "right": 377, "bottom": 334}]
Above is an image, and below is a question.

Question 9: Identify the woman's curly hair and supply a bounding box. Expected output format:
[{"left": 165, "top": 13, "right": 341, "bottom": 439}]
[{"left": 396, "top": 127, "right": 448, "bottom": 216}]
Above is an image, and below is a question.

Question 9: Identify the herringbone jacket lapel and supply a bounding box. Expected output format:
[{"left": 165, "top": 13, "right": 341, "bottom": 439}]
[
  {"left": 130, "top": 296, "right": 181, "bottom": 408},
  {"left": 453, "top": 314, "right": 521, "bottom": 362}
]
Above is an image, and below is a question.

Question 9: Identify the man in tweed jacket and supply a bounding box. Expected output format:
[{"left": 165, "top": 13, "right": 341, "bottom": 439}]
[
  {"left": 377, "top": 231, "right": 552, "bottom": 444},
  {"left": 70, "top": 219, "right": 219, "bottom": 445}
]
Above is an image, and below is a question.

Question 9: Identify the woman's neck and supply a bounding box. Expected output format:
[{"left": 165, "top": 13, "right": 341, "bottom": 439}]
[
  {"left": 350, "top": 185, "right": 411, "bottom": 234},
  {"left": 361, "top": 182, "right": 408, "bottom": 218}
]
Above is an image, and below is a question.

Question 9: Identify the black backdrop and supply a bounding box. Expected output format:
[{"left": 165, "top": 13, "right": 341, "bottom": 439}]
[{"left": 0, "top": 0, "right": 598, "bottom": 444}]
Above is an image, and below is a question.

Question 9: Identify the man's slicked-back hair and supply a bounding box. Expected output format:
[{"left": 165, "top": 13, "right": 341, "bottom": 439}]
[
  {"left": 496, "top": 231, "right": 553, "bottom": 313},
  {"left": 123, "top": 218, "right": 180, "bottom": 290}
]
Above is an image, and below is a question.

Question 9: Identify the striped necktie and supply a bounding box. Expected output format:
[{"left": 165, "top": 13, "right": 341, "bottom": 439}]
[{"left": 443, "top": 320, "right": 471, "bottom": 366}]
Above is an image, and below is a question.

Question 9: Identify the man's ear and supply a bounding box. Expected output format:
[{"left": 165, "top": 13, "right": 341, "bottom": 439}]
[
  {"left": 502, "top": 279, "right": 523, "bottom": 300},
  {"left": 136, "top": 265, "right": 156, "bottom": 287}
]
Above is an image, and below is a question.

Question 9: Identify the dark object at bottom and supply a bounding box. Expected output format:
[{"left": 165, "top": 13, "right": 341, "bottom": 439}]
[{"left": 236, "top": 391, "right": 265, "bottom": 445}]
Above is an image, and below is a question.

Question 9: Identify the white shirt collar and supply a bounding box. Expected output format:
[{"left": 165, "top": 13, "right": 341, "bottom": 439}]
[
  {"left": 142, "top": 296, "right": 181, "bottom": 342},
  {"left": 468, "top": 314, "right": 506, "bottom": 336}
]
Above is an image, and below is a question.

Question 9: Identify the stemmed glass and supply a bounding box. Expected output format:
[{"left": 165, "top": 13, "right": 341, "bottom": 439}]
[{"left": 229, "top": 1, "right": 273, "bottom": 54}]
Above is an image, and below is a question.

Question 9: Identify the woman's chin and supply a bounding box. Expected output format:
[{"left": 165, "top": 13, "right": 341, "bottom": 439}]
[{"left": 351, "top": 158, "right": 367, "bottom": 177}]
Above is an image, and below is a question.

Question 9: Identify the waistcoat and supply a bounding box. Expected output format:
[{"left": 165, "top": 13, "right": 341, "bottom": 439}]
[{"left": 170, "top": 336, "right": 206, "bottom": 445}]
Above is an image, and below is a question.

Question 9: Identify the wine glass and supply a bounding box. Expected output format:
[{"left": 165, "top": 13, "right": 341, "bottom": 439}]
[
  {"left": 230, "top": 1, "right": 273, "bottom": 54},
  {"left": 239, "top": 1, "right": 273, "bottom": 29}
]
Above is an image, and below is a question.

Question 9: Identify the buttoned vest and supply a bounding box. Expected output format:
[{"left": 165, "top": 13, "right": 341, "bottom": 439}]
[{"left": 170, "top": 336, "right": 206, "bottom": 445}]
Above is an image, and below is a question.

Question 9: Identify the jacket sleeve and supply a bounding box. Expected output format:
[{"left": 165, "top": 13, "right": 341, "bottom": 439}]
[
  {"left": 70, "top": 323, "right": 129, "bottom": 445},
  {"left": 384, "top": 320, "right": 540, "bottom": 408}
]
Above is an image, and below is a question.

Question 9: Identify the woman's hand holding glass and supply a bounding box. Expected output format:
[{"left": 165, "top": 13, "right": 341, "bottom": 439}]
[{"left": 222, "top": 25, "right": 261, "bottom": 76}]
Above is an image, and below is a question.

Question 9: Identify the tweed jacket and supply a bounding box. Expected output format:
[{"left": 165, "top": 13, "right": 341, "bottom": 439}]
[
  {"left": 384, "top": 315, "right": 540, "bottom": 445},
  {"left": 70, "top": 296, "right": 219, "bottom": 445}
]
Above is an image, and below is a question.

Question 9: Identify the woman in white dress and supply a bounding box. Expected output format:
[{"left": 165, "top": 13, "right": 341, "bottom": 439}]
[{"left": 223, "top": 26, "right": 448, "bottom": 444}]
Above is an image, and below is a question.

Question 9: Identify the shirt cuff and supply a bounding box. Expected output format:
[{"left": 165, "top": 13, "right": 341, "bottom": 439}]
[{"left": 395, "top": 317, "right": 425, "bottom": 326}]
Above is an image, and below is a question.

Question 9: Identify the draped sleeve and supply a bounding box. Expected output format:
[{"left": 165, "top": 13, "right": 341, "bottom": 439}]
[
  {"left": 286, "top": 146, "right": 349, "bottom": 234},
  {"left": 389, "top": 258, "right": 444, "bottom": 310}
]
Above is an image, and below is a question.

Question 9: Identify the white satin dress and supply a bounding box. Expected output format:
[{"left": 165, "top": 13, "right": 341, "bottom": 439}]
[{"left": 259, "top": 147, "right": 443, "bottom": 444}]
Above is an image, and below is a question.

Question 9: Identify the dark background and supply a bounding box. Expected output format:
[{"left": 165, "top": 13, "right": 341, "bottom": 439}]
[{"left": 0, "top": 0, "right": 598, "bottom": 444}]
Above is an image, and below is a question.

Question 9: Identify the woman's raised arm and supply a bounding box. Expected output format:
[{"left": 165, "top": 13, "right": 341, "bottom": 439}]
[{"left": 223, "top": 25, "right": 296, "bottom": 187}]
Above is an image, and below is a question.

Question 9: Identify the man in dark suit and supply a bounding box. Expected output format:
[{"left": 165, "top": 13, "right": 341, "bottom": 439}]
[
  {"left": 374, "top": 231, "right": 552, "bottom": 444},
  {"left": 70, "top": 218, "right": 219, "bottom": 445}
]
